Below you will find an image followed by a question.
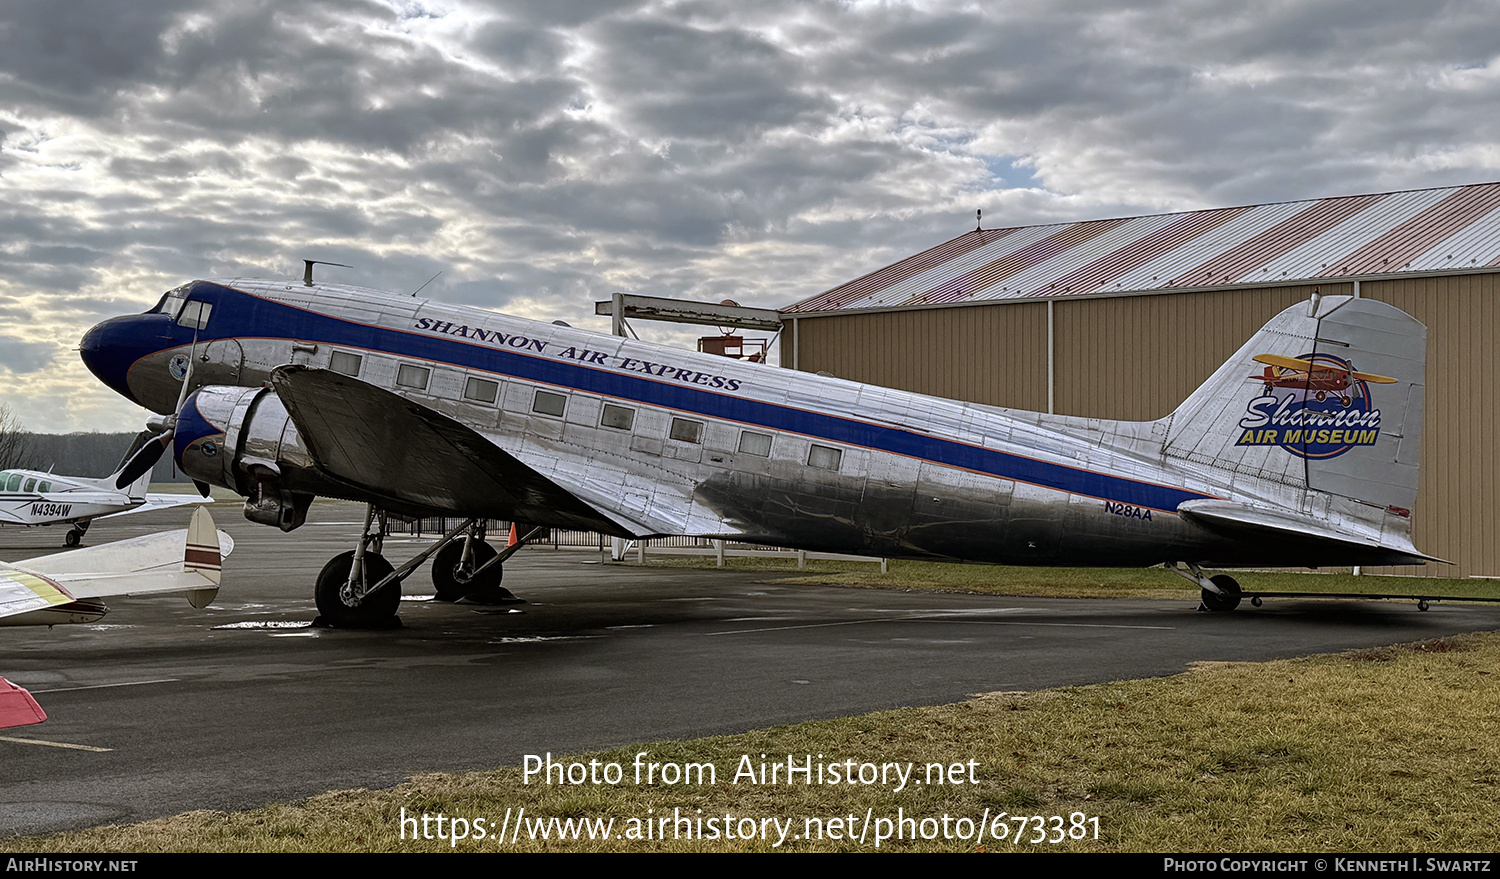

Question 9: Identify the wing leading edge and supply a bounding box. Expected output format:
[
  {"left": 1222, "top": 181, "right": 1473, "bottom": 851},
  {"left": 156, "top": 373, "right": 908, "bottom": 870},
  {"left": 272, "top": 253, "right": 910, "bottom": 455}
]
[{"left": 271, "top": 366, "right": 742, "bottom": 539}]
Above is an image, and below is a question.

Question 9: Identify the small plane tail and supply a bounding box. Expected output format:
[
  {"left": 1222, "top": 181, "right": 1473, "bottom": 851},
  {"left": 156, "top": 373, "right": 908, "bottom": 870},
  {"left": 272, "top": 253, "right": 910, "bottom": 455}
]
[
  {"left": 12, "top": 507, "right": 232, "bottom": 607},
  {"left": 1162, "top": 296, "right": 1428, "bottom": 556}
]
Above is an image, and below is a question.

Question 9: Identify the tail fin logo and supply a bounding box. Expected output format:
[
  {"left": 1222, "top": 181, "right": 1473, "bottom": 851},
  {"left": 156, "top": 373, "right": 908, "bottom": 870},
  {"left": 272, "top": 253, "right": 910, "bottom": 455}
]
[{"left": 1236, "top": 352, "right": 1391, "bottom": 459}]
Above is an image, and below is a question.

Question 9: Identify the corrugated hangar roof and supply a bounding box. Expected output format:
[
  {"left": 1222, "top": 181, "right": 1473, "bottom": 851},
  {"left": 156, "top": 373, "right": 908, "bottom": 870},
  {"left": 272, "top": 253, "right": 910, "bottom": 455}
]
[{"left": 783, "top": 181, "right": 1500, "bottom": 314}]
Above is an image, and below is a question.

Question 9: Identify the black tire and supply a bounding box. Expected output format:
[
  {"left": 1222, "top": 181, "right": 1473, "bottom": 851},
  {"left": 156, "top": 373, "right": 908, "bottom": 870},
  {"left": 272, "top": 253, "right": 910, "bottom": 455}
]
[
  {"left": 315, "top": 550, "right": 400, "bottom": 627},
  {"left": 431, "top": 540, "right": 501, "bottom": 602},
  {"left": 64, "top": 530, "right": 81, "bottom": 548},
  {"left": 1201, "top": 574, "right": 1242, "bottom": 612}
]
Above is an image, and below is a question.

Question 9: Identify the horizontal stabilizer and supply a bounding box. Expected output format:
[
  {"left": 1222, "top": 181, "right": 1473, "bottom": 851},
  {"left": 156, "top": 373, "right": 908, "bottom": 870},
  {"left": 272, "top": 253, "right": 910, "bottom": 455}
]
[
  {"left": 1177, "top": 499, "right": 1446, "bottom": 566},
  {"left": 12, "top": 507, "right": 233, "bottom": 603}
]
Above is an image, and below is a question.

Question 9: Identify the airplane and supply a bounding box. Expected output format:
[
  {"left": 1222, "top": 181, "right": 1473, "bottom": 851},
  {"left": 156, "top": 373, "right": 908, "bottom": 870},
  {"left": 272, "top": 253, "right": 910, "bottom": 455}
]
[
  {"left": 0, "top": 506, "right": 232, "bottom": 727},
  {"left": 1249, "top": 353, "right": 1398, "bottom": 407},
  {"left": 0, "top": 434, "right": 213, "bottom": 547},
  {"left": 76, "top": 277, "right": 1436, "bottom": 627}
]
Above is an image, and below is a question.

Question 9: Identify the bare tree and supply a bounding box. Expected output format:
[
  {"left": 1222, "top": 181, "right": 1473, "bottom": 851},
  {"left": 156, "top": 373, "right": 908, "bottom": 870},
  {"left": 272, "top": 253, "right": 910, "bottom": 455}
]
[{"left": 0, "top": 403, "right": 33, "bottom": 470}]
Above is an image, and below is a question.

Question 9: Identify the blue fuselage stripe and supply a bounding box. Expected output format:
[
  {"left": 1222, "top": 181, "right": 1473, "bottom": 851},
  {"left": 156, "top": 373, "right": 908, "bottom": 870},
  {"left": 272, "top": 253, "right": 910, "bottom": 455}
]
[{"left": 137, "top": 284, "right": 1211, "bottom": 512}]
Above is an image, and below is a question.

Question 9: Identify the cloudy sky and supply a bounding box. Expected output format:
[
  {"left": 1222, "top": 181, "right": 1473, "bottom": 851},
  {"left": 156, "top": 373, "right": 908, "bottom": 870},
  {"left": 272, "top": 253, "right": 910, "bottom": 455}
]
[{"left": 2, "top": 0, "right": 1499, "bottom": 434}]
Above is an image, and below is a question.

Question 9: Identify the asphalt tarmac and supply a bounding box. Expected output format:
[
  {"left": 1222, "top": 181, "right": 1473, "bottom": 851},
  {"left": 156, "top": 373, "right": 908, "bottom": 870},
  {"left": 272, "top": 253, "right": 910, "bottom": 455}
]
[{"left": 4, "top": 504, "right": 1499, "bottom": 837}]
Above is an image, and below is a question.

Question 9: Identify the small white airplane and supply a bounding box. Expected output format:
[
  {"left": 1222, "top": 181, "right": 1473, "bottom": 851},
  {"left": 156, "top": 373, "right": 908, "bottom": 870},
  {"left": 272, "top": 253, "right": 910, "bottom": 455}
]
[
  {"left": 0, "top": 506, "right": 232, "bottom": 727},
  {"left": 0, "top": 433, "right": 212, "bottom": 546},
  {"left": 77, "top": 277, "right": 1436, "bottom": 628}
]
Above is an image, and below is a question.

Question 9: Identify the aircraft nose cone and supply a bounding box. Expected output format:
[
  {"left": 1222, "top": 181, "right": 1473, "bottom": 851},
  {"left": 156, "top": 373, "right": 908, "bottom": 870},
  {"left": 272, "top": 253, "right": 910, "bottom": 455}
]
[{"left": 80, "top": 315, "right": 149, "bottom": 405}]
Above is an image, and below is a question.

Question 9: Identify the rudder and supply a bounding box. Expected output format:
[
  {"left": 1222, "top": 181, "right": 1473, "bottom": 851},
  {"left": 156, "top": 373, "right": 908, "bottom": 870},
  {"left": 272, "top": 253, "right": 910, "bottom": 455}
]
[{"left": 1163, "top": 295, "right": 1426, "bottom": 515}]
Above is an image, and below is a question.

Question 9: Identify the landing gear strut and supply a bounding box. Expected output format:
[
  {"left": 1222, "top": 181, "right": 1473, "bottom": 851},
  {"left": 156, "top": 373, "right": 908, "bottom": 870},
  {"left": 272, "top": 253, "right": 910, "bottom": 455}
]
[
  {"left": 1168, "top": 562, "right": 1243, "bottom": 612},
  {"left": 1200, "top": 574, "right": 1242, "bottom": 612},
  {"left": 65, "top": 520, "right": 90, "bottom": 548},
  {"left": 430, "top": 521, "right": 535, "bottom": 606},
  {"left": 314, "top": 505, "right": 402, "bottom": 628}
]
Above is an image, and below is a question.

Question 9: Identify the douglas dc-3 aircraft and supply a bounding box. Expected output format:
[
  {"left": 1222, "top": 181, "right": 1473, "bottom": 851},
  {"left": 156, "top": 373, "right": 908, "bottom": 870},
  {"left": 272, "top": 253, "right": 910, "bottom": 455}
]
[
  {"left": 0, "top": 506, "right": 231, "bottom": 726},
  {"left": 0, "top": 438, "right": 211, "bottom": 547},
  {"left": 77, "top": 277, "right": 1436, "bottom": 627}
]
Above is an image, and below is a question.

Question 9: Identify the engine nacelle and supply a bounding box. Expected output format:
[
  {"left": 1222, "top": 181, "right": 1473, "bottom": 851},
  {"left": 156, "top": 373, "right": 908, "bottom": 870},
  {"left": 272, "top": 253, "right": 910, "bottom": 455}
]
[{"left": 174, "top": 386, "right": 328, "bottom": 531}]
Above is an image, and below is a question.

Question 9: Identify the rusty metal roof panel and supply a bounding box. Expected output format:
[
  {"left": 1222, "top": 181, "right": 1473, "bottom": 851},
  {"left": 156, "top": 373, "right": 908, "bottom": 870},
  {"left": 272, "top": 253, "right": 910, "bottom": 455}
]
[
  {"left": 1407, "top": 202, "right": 1500, "bottom": 271},
  {"left": 1260, "top": 187, "right": 1456, "bottom": 280},
  {"left": 990, "top": 213, "right": 1180, "bottom": 300},
  {"left": 847, "top": 224, "right": 1061, "bottom": 309},
  {"left": 781, "top": 182, "right": 1500, "bottom": 314}
]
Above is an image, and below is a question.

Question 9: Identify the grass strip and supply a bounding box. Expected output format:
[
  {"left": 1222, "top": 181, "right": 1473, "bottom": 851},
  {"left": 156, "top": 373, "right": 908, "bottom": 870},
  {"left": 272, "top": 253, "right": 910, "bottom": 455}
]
[{"left": 7, "top": 632, "right": 1499, "bottom": 852}]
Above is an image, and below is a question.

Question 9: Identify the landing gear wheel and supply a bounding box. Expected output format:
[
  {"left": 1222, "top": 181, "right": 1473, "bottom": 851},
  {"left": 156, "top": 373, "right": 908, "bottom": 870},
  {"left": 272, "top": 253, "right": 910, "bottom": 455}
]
[
  {"left": 1201, "top": 574, "right": 1242, "bottom": 612},
  {"left": 431, "top": 540, "right": 501, "bottom": 602},
  {"left": 64, "top": 529, "right": 82, "bottom": 548},
  {"left": 315, "top": 550, "right": 401, "bottom": 628}
]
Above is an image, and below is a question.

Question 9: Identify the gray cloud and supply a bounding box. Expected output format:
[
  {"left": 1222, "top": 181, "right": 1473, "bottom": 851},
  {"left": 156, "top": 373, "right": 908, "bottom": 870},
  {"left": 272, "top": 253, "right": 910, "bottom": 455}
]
[
  {"left": 0, "top": 336, "right": 55, "bottom": 373},
  {"left": 2, "top": 0, "right": 1499, "bottom": 430}
]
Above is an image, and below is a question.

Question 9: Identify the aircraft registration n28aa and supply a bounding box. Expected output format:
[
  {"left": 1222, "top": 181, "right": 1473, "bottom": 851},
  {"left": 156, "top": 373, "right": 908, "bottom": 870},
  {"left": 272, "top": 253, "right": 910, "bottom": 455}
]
[{"left": 78, "top": 276, "right": 1437, "bottom": 627}]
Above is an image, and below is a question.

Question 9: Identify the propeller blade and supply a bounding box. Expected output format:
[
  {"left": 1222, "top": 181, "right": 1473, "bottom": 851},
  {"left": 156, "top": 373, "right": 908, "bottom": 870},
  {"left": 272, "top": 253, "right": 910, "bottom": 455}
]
[{"left": 115, "top": 430, "right": 173, "bottom": 489}]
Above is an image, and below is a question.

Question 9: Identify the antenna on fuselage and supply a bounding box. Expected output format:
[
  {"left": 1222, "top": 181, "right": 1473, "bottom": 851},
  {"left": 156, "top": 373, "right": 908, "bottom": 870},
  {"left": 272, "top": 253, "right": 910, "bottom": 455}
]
[
  {"left": 302, "top": 259, "right": 353, "bottom": 287},
  {"left": 411, "top": 270, "right": 443, "bottom": 297}
]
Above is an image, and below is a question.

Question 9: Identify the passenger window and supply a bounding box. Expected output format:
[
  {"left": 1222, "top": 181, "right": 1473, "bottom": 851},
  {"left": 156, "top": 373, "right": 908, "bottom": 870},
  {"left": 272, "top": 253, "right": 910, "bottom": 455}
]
[
  {"left": 38, "top": 481, "right": 50, "bottom": 493},
  {"left": 738, "top": 431, "right": 772, "bottom": 457},
  {"left": 23, "top": 478, "right": 35, "bottom": 492},
  {"left": 464, "top": 377, "right": 499, "bottom": 404},
  {"left": 533, "top": 390, "right": 567, "bottom": 417},
  {"left": 329, "top": 351, "right": 362, "bottom": 376},
  {"left": 5, "top": 473, "right": 20, "bottom": 491},
  {"left": 177, "top": 300, "right": 213, "bottom": 331},
  {"left": 601, "top": 404, "right": 635, "bottom": 431},
  {"left": 669, "top": 418, "right": 704, "bottom": 443},
  {"left": 808, "top": 444, "right": 842, "bottom": 471},
  {"left": 396, "top": 363, "right": 431, "bottom": 390}
]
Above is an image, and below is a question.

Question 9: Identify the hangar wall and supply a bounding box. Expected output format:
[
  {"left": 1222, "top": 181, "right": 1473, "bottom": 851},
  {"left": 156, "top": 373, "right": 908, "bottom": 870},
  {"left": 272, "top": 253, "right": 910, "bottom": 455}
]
[{"left": 782, "top": 275, "right": 1498, "bottom": 578}]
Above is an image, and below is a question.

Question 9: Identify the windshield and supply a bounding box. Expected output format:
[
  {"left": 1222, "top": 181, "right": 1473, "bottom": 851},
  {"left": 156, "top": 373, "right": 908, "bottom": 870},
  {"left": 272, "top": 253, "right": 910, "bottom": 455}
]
[{"left": 153, "top": 284, "right": 191, "bottom": 320}]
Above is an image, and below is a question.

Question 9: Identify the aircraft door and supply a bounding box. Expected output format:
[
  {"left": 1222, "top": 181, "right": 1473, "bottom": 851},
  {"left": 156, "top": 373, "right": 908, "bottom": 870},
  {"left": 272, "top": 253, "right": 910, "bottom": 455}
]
[{"left": 199, "top": 339, "right": 245, "bottom": 386}]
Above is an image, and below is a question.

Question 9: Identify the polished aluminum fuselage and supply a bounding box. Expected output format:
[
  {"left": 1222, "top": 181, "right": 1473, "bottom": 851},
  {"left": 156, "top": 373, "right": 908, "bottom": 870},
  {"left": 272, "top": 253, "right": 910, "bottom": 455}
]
[{"left": 94, "top": 279, "right": 1398, "bottom": 568}]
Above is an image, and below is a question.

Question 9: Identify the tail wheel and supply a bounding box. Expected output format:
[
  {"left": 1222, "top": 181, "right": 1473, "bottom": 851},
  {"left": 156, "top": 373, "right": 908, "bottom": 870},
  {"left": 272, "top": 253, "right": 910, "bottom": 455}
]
[
  {"left": 315, "top": 550, "right": 400, "bottom": 627},
  {"left": 431, "top": 540, "right": 501, "bottom": 602},
  {"left": 1201, "top": 574, "right": 1242, "bottom": 612}
]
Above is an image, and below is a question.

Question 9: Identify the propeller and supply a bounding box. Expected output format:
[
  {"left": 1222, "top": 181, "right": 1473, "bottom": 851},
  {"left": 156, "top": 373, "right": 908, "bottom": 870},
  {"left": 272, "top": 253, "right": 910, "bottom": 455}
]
[
  {"left": 114, "top": 424, "right": 173, "bottom": 489},
  {"left": 115, "top": 320, "right": 201, "bottom": 490}
]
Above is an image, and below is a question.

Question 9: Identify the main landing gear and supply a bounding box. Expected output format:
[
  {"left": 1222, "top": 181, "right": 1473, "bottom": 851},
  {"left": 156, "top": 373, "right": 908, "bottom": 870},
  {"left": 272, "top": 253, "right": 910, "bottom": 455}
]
[
  {"left": 314, "top": 505, "right": 402, "bottom": 629},
  {"left": 1168, "top": 562, "right": 1242, "bottom": 612},
  {"left": 430, "top": 520, "right": 537, "bottom": 606},
  {"left": 64, "top": 520, "right": 91, "bottom": 548},
  {"left": 313, "top": 507, "right": 538, "bottom": 628}
]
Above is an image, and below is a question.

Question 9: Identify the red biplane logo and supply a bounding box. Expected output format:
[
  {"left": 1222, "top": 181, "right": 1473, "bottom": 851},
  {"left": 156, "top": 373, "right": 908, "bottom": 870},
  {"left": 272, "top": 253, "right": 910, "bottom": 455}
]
[{"left": 1236, "top": 353, "right": 1395, "bottom": 459}]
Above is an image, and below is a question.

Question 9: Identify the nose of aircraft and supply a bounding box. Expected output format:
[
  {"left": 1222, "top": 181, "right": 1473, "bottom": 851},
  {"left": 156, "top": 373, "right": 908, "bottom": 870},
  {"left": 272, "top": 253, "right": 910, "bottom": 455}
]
[{"left": 79, "top": 315, "right": 158, "bottom": 407}]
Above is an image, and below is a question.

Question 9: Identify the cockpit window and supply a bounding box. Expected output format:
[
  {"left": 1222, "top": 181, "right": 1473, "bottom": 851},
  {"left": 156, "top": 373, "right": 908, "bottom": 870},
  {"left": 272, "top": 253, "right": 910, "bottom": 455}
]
[
  {"left": 177, "top": 300, "right": 213, "bottom": 331},
  {"left": 155, "top": 285, "right": 190, "bottom": 320},
  {"left": 5, "top": 473, "right": 21, "bottom": 492}
]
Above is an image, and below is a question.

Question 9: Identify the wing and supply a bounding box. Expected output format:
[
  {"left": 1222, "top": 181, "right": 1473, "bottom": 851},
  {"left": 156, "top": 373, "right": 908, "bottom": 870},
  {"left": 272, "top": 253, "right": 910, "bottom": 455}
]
[
  {"left": 0, "top": 568, "right": 77, "bottom": 622},
  {"left": 11, "top": 507, "right": 231, "bottom": 609},
  {"left": 96, "top": 492, "right": 213, "bottom": 521},
  {"left": 270, "top": 366, "right": 747, "bottom": 539}
]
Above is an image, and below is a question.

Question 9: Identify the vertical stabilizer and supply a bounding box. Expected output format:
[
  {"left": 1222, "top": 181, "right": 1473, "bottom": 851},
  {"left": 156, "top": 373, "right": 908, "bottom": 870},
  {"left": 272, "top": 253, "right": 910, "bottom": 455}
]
[
  {"left": 183, "top": 507, "right": 222, "bottom": 607},
  {"left": 1164, "top": 296, "right": 1426, "bottom": 517}
]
